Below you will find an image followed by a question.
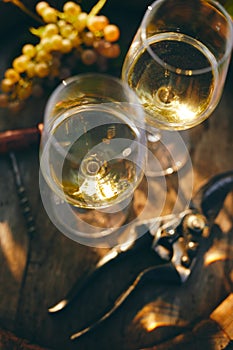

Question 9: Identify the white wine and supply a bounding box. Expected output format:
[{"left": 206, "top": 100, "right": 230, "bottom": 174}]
[
  {"left": 44, "top": 100, "right": 143, "bottom": 209},
  {"left": 60, "top": 123, "right": 138, "bottom": 208},
  {"left": 39, "top": 74, "right": 147, "bottom": 244},
  {"left": 124, "top": 32, "right": 218, "bottom": 130}
]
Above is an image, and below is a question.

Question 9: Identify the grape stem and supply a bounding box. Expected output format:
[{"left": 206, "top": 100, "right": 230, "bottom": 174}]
[
  {"left": 2, "top": 0, "right": 44, "bottom": 24},
  {"left": 88, "top": 0, "right": 107, "bottom": 18}
]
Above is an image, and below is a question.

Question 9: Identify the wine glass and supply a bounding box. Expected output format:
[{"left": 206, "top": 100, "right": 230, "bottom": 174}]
[
  {"left": 39, "top": 73, "right": 147, "bottom": 247},
  {"left": 122, "top": 0, "right": 233, "bottom": 175}
]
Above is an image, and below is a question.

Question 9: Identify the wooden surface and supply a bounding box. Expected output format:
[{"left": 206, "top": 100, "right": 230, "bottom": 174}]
[{"left": 0, "top": 2, "right": 233, "bottom": 350}]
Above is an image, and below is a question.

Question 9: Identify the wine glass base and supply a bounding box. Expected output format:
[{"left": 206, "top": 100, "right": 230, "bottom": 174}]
[{"left": 146, "top": 129, "right": 190, "bottom": 177}]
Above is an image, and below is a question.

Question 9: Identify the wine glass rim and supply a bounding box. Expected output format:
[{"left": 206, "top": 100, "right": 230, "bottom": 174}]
[
  {"left": 140, "top": 0, "right": 233, "bottom": 75},
  {"left": 49, "top": 72, "right": 141, "bottom": 103},
  {"left": 43, "top": 72, "right": 145, "bottom": 131}
]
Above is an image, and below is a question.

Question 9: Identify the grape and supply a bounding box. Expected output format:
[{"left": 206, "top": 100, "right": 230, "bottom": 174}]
[
  {"left": 93, "top": 39, "right": 106, "bottom": 51},
  {"left": 16, "top": 81, "right": 32, "bottom": 100},
  {"left": 12, "top": 55, "right": 29, "bottom": 73},
  {"left": 35, "top": 1, "right": 49, "bottom": 16},
  {"left": 34, "top": 62, "right": 50, "bottom": 78},
  {"left": 26, "top": 61, "right": 36, "bottom": 78},
  {"left": 60, "top": 38, "right": 72, "bottom": 53},
  {"left": 0, "top": 93, "right": 8, "bottom": 108},
  {"left": 60, "top": 24, "right": 74, "bottom": 38},
  {"left": 87, "top": 15, "right": 109, "bottom": 32},
  {"left": 1, "top": 78, "right": 15, "bottom": 92},
  {"left": 36, "top": 50, "right": 52, "bottom": 62},
  {"left": 103, "top": 24, "right": 120, "bottom": 42},
  {"left": 5, "top": 68, "right": 20, "bottom": 83},
  {"left": 41, "top": 7, "right": 57, "bottom": 23},
  {"left": 82, "top": 31, "right": 94, "bottom": 46},
  {"left": 63, "top": 2, "right": 81, "bottom": 16},
  {"left": 42, "top": 23, "right": 59, "bottom": 37},
  {"left": 73, "top": 12, "right": 88, "bottom": 31},
  {"left": 50, "top": 34, "right": 63, "bottom": 50},
  {"left": 95, "top": 41, "right": 120, "bottom": 58},
  {"left": 57, "top": 19, "right": 67, "bottom": 29},
  {"left": 69, "top": 33, "right": 81, "bottom": 47},
  {"left": 40, "top": 37, "right": 53, "bottom": 51},
  {"left": 105, "top": 43, "right": 121, "bottom": 58},
  {"left": 22, "top": 44, "right": 36, "bottom": 58},
  {"left": 81, "top": 49, "right": 97, "bottom": 65},
  {"left": 0, "top": 0, "right": 121, "bottom": 110}
]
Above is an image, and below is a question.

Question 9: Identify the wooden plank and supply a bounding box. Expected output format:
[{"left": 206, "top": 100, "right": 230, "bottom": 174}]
[
  {"left": 141, "top": 294, "right": 233, "bottom": 350},
  {"left": 210, "top": 293, "right": 233, "bottom": 340},
  {"left": 0, "top": 2, "right": 233, "bottom": 350},
  {"left": 0, "top": 328, "right": 51, "bottom": 350},
  {"left": 0, "top": 154, "right": 28, "bottom": 329}
]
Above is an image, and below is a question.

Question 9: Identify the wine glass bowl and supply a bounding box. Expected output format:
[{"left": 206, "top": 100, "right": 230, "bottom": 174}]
[
  {"left": 39, "top": 73, "right": 147, "bottom": 246},
  {"left": 122, "top": 0, "right": 233, "bottom": 131}
]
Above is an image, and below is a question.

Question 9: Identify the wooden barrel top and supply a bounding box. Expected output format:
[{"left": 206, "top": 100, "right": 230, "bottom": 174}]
[{"left": 0, "top": 1, "right": 233, "bottom": 349}]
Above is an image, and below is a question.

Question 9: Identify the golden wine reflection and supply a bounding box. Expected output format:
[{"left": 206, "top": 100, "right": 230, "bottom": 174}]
[
  {"left": 204, "top": 240, "right": 233, "bottom": 266},
  {"left": 177, "top": 103, "right": 196, "bottom": 122},
  {"left": 0, "top": 221, "right": 26, "bottom": 281},
  {"left": 133, "top": 301, "right": 186, "bottom": 333}
]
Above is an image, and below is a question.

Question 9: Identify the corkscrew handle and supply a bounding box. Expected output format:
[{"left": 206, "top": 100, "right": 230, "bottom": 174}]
[{"left": 0, "top": 123, "right": 43, "bottom": 153}]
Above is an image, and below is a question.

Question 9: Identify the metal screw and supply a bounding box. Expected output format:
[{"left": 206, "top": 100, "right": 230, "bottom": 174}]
[
  {"left": 181, "top": 254, "right": 191, "bottom": 268},
  {"left": 187, "top": 241, "right": 199, "bottom": 258},
  {"left": 186, "top": 214, "right": 206, "bottom": 234}
]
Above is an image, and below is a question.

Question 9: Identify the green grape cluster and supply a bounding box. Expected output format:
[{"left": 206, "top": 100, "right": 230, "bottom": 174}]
[{"left": 0, "top": 0, "right": 121, "bottom": 112}]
